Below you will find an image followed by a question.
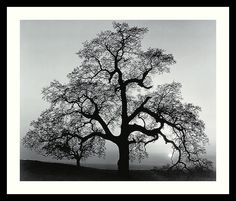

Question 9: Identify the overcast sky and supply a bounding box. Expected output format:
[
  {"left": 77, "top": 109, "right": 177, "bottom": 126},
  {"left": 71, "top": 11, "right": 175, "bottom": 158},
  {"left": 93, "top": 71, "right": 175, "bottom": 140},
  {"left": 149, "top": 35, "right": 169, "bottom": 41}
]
[{"left": 20, "top": 20, "right": 216, "bottom": 168}]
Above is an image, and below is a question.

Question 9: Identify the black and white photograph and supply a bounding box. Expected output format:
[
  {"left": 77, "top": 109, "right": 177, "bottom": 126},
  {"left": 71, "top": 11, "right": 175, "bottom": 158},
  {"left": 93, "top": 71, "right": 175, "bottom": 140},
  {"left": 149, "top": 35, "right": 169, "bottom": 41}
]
[
  {"left": 6, "top": 7, "right": 229, "bottom": 195},
  {"left": 20, "top": 20, "right": 216, "bottom": 181}
]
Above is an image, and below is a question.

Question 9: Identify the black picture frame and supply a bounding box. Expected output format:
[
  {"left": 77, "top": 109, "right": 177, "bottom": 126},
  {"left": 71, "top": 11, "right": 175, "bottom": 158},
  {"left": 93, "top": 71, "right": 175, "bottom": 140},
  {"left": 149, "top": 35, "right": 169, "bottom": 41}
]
[{"left": 2, "top": 0, "right": 232, "bottom": 198}]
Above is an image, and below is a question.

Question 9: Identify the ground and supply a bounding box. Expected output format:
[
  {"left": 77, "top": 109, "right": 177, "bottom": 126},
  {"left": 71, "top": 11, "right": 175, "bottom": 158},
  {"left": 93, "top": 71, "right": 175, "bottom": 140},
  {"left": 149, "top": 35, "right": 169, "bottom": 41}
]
[{"left": 20, "top": 160, "right": 216, "bottom": 181}]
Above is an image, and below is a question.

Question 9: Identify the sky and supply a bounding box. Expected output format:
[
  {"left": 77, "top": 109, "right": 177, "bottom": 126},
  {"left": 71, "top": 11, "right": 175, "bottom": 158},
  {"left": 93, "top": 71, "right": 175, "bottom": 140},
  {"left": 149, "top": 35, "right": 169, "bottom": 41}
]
[{"left": 20, "top": 20, "right": 216, "bottom": 168}]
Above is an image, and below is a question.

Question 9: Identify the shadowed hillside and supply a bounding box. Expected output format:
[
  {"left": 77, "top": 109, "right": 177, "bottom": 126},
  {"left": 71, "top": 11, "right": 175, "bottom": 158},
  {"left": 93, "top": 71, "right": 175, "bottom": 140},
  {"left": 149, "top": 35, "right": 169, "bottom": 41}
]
[{"left": 20, "top": 160, "right": 216, "bottom": 181}]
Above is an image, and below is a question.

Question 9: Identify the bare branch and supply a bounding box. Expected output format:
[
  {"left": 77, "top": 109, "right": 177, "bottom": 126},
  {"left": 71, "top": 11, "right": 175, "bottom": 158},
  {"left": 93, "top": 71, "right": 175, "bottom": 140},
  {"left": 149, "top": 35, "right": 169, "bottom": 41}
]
[
  {"left": 128, "top": 96, "right": 151, "bottom": 122},
  {"left": 124, "top": 68, "right": 153, "bottom": 89}
]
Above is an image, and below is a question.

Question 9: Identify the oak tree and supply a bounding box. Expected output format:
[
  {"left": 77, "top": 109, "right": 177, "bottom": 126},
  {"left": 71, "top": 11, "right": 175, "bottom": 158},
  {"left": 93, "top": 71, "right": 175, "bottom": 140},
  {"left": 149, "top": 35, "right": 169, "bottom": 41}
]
[
  {"left": 22, "top": 107, "right": 106, "bottom": 167},
  {"left": 23, "top": 22, "right": 210, "bottom": 177}
]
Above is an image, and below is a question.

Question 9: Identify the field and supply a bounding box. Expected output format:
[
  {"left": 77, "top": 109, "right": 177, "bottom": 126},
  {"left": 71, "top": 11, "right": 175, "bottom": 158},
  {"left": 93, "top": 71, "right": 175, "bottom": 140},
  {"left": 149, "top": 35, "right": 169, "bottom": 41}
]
[{"left": 20, "top": 160, "right": 216, "bottom": 181}]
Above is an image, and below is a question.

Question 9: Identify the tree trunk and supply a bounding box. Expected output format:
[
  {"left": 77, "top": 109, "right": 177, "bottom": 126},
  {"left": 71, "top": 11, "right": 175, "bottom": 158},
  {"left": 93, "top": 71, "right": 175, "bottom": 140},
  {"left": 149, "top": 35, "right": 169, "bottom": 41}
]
[
  {"left": 117, "top": 141, "right": 129, "bottom": 179},
  {"left": 76, "top": 158, "right": 81, "bottom": 168}
]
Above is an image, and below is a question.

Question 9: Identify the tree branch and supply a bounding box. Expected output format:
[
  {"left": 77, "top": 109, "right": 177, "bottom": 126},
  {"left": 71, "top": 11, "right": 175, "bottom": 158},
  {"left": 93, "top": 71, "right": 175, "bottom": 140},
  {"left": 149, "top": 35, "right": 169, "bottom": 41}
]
[
  {"left": 141, "top": 107, "right": 184, "bottom": 131},
  {"left": 93, "top": 57, "right": 117, "bottom": 83},
  {"left": 128, "top": 123, "right": 161, "bottom": 137},
  {"left": 59, "top": 90, "right": 116, "bottom": 142},
  {"left": 81, "top": 132, "right": 112, "bottom": 142},
  {"left": 124, "top": 68, "right": 153, "bottom": 89},
  {"left": 127, "top": 96, "right": 151, "bottom": 122}
]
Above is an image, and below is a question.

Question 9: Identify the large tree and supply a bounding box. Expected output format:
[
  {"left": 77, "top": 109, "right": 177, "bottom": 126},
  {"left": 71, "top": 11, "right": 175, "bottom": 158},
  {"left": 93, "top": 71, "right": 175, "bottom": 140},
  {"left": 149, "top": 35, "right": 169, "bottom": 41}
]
[{"left": 23, "top": 22, "right": 210, "bottom": 177}]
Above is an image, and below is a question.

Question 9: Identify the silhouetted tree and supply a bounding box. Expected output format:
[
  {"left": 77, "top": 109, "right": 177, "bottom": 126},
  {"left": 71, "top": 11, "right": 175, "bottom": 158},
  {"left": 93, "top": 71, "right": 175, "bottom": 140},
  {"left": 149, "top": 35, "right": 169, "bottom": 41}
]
[
  {"left": 23, "top": 22, "right": 210, "bottom": 177},
  {"left": 22, "top": 108, "right": 106, "bottom": 167}
]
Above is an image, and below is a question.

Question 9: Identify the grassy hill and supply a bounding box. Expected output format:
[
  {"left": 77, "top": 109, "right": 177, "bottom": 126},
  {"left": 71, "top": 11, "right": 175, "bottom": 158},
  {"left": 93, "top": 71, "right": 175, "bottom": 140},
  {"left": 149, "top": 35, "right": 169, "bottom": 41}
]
[{"left": 20, "top": 160, "right": 216, "bottom": 181}]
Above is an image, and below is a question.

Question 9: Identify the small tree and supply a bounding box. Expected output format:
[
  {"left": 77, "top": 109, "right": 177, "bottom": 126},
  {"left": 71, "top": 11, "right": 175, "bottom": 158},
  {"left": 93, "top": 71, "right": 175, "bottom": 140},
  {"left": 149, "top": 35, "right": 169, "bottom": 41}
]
[
  {"left": 23, "top": 22, "right": 210, "bottom": 177},
  {"left": 22, "top": 108, "right": 106, "bottom": 167}
]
